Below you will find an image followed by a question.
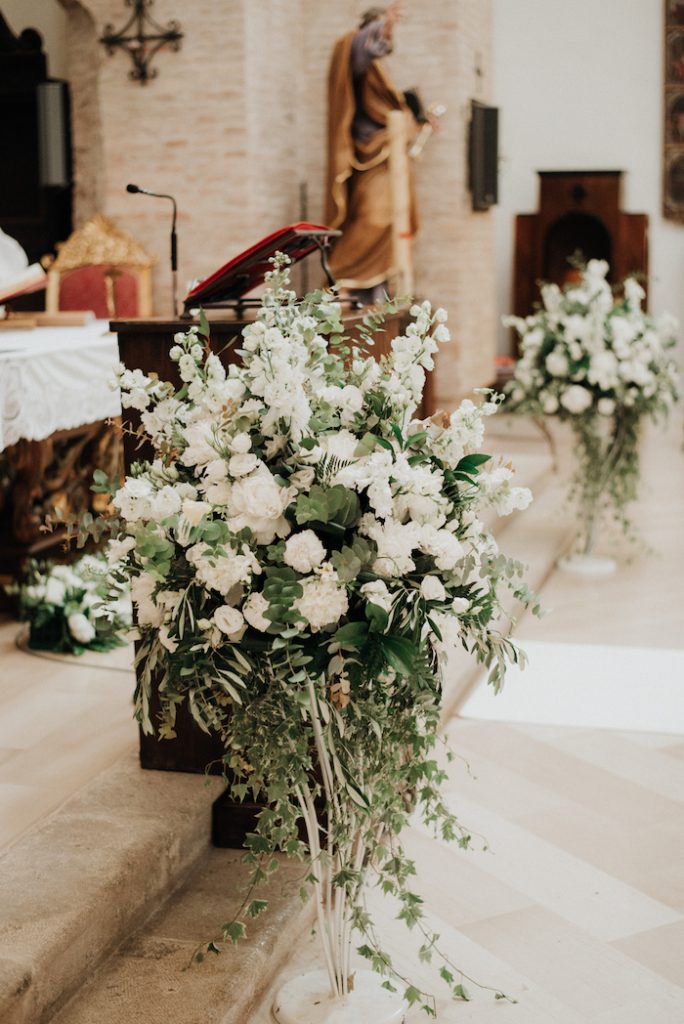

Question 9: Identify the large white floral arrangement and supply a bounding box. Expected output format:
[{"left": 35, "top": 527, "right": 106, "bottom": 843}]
[
  {"left": 105, "top": 260, "right": 537, "bottom": 1012},
  {"left": 10, "top": 554, "right": 131, "bottom": 654},
  {"left": 505, "top": 260, "right": 679, "bottom": 550}
]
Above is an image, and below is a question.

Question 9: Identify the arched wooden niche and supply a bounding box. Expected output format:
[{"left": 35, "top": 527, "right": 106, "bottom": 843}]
[{"left": 512, "top": 171, "right": 648, "bottom": 353}]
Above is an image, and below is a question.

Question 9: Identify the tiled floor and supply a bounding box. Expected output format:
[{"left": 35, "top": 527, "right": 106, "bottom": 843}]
[
  {"left": 0, "top": 624, "right": 136, "bottom": 851},
  {"left": 251, "top": 418, "right": 684, "bottom": 1020}
]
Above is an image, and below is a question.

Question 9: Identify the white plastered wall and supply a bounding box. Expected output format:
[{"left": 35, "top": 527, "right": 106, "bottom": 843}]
[{"left": 492, "top": 0, "right": 684, "bottom": 366}]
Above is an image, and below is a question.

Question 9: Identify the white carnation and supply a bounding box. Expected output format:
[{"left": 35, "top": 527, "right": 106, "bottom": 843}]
[
  {"left": 283, "top": 530, "right": 327, "bottom": 574},
  {"left": 418, "top": 525, "right": 464, "bottom": 571},
  {"left": 420, "top": 576, "right": 446, "bottom": 601},
  {"left": 295, "top": 576, "right": 348, "bottom": 631},
  {"left": 67, "top": 612, "right": 95, "bottom": 644}
]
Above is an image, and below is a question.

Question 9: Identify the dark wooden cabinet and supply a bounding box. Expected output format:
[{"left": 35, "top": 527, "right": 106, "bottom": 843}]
[{"left": 512, "top": 171, "right": 648, "bottom": 354}]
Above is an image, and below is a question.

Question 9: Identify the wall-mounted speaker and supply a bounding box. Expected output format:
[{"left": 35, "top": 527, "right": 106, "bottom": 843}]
[
  {"left": 36, "top": 80, "right": 70, "bottom": 188},
  {"left": 469, "top": 100, "right": 498, "bottom": 211}
]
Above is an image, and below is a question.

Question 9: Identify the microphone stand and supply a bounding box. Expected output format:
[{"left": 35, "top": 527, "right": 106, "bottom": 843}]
[{"left": 126, "top": 184, "right": 178, "bottom": 318}]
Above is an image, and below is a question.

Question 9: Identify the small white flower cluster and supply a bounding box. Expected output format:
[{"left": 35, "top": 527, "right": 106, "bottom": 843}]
[
  {"left": 12, "top": 555, "right": 131, "bottom": 653},
  {"left": 505, "top": 261, "right": 679, "bottom": 420},
  {"left": 110, "top": 261, "right": 534, "bottom": 698}
]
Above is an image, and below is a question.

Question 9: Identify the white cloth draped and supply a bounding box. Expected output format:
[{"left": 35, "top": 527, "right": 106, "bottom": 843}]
[{"left": 0, "top": 321, "right": 122, "bottom": 451}]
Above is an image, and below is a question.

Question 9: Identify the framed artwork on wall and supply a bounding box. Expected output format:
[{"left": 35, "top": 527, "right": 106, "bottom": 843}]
[{"left": 664, "top": 4, "right": 684, "bottom": 219}]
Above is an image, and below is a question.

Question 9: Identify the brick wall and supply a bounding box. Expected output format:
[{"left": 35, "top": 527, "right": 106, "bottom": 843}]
[{"left": 65, "top": 0, "right": 494, "bottom": 406}]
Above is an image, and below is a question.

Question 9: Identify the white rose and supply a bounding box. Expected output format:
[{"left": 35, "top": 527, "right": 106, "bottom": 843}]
[
  {"left": 545, "top": 350, "right": 569, "bottom": 377},
  {"left": 228, "top": 467, "right": 294, "bottom": 545},
  {"left": 430, "top": 611, "right": 461, "bottom": 648},
  {"left": 283, "top": 530, "right": 327, "bottom": 574},
  {"left": 229, "top": 453, "right": 259, "bottom": 477},
  {"left": 542, "top": 394, "right": 559, "bottom": 414},
  {"left": 67, "top": 612, "right": 95, "bottom": 644},
  {"left": 181, "top": 499, "right": 212, "bottom": 526},
  {"left": 243, "top": 592, "right": 271, "bottom": 632},
  {"left": 340, "top": 384, "right": 364, "bottom": 414},
  {"left": 107, "top": 535, "right": 136, "bottom": 564},
  {"left": 359, "top": 580, "right": 393, "bottom": 614},
  {"left": 560, "top": 385, "right": 593, "bottom": 415},
  {"left": 597, "top": 397, "right": 615, "bottom": 416},
  {"left": 45, "top": 578, "right": 66, "bottom": 605},
  {"left": 204, "top": 459, "right": 228, "bottom": 483},
  {"left": 150, "top": 485, "right": 183, "bottom": 522},
  {"left": 213, "top": 605, "right": 246, "bottom": 640},
  {"left": 204, "top": 481, "right": 232, "bottom": 505},
  {"left": 420, "top": 576, "right": 446, "bottom": 601},
  {"left": 130, "top": 573, "right": 164, "bottom": 627},
  {"left": 230, "top": 432, "right": 252, "bottom": 454},
  {"left": 451, "top": 597, "right": 470, "bottom": 614},
  {"left": 159, "top": 624, "right": 178, "bottom": 652}
]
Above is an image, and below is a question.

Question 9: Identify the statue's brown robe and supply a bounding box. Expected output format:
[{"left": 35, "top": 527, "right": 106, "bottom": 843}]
[{"left": 325, "top": 30, "right": 418, "bottom": 289}]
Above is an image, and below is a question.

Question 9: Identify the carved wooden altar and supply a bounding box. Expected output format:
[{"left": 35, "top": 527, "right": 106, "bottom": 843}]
[{"left": 0, "top": 420, "right": 122, "bottom": 578}]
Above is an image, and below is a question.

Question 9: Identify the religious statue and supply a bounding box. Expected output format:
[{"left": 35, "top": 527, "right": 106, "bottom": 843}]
[{"left": 325, "top": 3, "right": 420, "bottom": 304}]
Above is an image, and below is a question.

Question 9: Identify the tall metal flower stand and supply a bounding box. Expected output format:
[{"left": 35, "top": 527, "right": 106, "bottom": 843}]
[{"left": 272, "top": 970, "right": 407, "bottom": 1023}]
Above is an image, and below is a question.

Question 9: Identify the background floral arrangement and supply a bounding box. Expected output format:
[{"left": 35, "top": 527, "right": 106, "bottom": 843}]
[
  {"left": 505, "top": 260, "right": 679, "bottom": 551},
  {"left": 101, "top": 259, "right": 538, "bottom": 1013},
  {"left": 9, "top": 554, "right": 131, "bottom": 654}
]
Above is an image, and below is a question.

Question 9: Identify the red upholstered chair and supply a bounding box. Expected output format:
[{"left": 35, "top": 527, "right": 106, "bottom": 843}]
[{"left": 46, "top": 215, "right": 153, "bottom": 318}]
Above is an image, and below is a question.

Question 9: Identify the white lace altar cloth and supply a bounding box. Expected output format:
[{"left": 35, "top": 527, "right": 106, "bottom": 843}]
[{"left": 0, "top": 321, "right": 122, "bottom": 451}]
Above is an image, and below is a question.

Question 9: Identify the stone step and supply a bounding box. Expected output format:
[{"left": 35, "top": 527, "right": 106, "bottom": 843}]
[
  {"left": 0, "top": 753, "right": 222, "bottom": 1024},
  {"left": 49, "top": 849, "right": 314, "bottom": 1024}
]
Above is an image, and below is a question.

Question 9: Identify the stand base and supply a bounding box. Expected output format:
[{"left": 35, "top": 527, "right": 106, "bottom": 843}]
[
  {"left": 272, "top": 969, "right": 407, "bottom": 1023},
  {"left": 558, "top": 553, "right": 617, "bottom": 577}
]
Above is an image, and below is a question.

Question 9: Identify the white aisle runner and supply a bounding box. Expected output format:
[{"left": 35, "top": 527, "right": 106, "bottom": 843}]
[{"left": 460, "top": 641, "right": 684, "bottom": 734}]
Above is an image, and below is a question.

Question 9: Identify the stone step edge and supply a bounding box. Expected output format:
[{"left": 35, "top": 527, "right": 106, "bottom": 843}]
[{"left": 0, "top": 751, "right": 223, "bottom": 1024}]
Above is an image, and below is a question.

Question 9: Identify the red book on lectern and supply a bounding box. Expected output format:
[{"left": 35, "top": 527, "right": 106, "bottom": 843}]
[{"left": 184, "top": 222, "right": 337, "bottom": 308}]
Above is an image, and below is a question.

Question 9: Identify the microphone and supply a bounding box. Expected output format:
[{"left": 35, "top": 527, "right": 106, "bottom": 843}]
[{"left": 126, "top": 182, "right": 178, "bottom": 318}]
